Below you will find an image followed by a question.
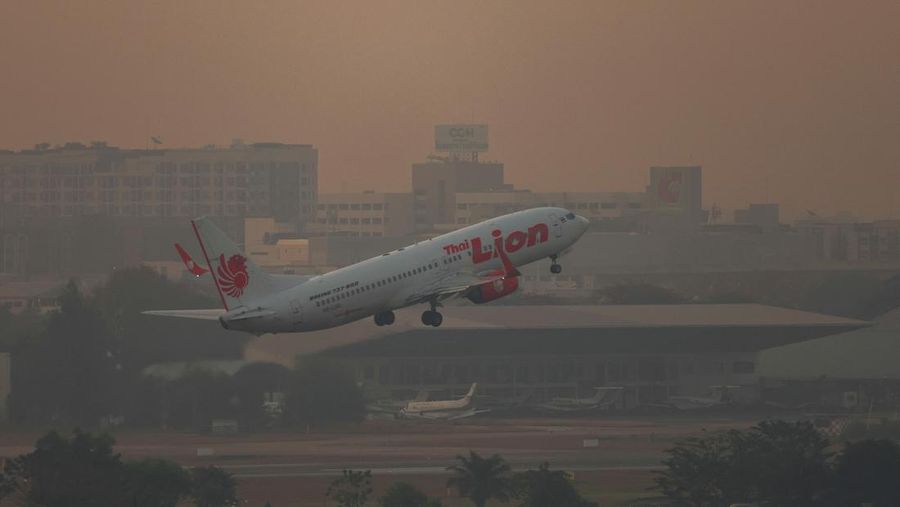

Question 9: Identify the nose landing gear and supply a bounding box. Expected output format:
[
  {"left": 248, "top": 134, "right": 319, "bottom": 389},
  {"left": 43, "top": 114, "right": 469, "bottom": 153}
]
[{"left": 549, "top": 254, "right": 562, "bottom": 274}]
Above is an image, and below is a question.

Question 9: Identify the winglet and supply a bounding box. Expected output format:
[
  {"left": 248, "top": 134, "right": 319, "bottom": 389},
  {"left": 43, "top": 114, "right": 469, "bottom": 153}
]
[{"left": 175, "top": 243, "right": 209, "bottom": 277}]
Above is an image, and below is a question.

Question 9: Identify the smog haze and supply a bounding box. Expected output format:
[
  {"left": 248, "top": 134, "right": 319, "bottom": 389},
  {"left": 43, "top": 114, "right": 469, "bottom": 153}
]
[{"left": 1, "top": 1, "right": 899, "bottom": 218}]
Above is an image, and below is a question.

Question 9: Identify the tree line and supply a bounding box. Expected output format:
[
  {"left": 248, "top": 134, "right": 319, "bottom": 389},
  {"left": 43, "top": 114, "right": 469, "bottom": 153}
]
[
  {"left": 657, "top": 419, "right": 900, "bottom": 507},
  {"left": 0, "top": 267, "right": 365, "bottom": 429},
  {"left": 325, "top": 451, "right": 595, "bottom": 507},
  {"left": 0, "top": 430, "right": 238, "bottom": 507}
]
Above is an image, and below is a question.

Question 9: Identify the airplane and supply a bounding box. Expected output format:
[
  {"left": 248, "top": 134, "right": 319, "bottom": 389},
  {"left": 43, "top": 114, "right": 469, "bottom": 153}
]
[
  {"left": 399, "top": 383, "right": 489, "bottom": 420},
  {"left": 535, "top": 387, "right": 624, "bottom": 413},
  {"left": 145, "top": 207, "right": 589, "bottom": 334},
  {"left": 652, "top": 385, "right": 742, "bottom": 410}
]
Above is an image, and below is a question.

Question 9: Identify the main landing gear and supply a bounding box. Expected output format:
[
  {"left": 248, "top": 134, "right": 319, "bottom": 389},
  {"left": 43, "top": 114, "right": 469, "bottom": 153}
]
[
  {"left": 550, "top": 254, "right": 562, "bottom": 274},
  {"left": 374, "top": 311, "right": 395, "bottom": 326},
  {"left": 421, "top": 300, "right": 443, "bottom": 327}
]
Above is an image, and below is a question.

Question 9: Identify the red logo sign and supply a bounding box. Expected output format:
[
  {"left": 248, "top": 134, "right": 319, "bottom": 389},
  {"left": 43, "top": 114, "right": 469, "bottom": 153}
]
[
  {"left": 217, "top": 254, "right": 249, "bottom": 298},
  {"left": 658, "top": 173, "right": 683, "bottom": 204}
]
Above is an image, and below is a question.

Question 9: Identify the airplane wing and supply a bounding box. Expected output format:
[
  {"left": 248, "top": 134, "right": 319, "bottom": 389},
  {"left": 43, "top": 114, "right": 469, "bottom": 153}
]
[
  {"left": 448, "top": 408, "right": 492, "bottom": 420},
  {"left": 142, "top": 309, "right": 224, "bottom": 320},
  {"left": 403, "top": 271, "right": 508, "bottom": 306}
]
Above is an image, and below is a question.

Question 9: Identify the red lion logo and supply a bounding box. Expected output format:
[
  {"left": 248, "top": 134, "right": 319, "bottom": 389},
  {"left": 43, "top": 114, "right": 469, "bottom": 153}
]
[
  {"left": 658, "top": 173, "right": 683, "bottom": 204},
  {"left": 217, "top": 254, "right": 249, "bottom": 298}
]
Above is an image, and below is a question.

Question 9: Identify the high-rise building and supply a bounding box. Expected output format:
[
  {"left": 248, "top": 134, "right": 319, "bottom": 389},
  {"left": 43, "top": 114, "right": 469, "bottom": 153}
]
[
  {"left": 411, "top": 160, "right": 506, "bottom": 231},
  {"left": 310, "top": 192, "right": 415, "bottom": 238},
  {"left": 0, "top": 141, "right": 317, "bottom": 275}
]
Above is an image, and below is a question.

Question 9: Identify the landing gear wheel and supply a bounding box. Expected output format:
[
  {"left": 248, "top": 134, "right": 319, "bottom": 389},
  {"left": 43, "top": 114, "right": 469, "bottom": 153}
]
[
  {"left": 550, "top": 263, "right": 562, "bottom": 274},
  {"left": 421, "top": 310, "right": 443, "bottom": 327},
  {"left": 374, "top": 311, "right": 395, "bottom": 326}
]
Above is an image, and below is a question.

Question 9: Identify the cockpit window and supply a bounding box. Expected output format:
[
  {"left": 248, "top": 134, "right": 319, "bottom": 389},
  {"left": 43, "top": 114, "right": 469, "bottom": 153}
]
[{"left": 565, "top": 212, "right": 576, "bottom": 220}]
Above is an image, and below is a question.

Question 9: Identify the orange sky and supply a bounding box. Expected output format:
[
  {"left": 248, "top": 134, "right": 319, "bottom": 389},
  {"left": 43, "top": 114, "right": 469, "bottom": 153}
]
[{"left": 1, "top": 1, "right": 898, "bottom": 218}]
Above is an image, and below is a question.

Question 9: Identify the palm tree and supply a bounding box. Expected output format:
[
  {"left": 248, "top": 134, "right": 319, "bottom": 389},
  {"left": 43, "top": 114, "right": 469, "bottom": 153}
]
[{"left": 446, "top": 451, "right": 513, "bottom": 507}]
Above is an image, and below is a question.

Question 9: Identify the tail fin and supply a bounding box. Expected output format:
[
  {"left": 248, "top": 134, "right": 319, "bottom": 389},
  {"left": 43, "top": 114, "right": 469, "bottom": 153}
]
[
  {"left": 464, "top": 383, "right": 478, "bottom": 400},
  {"left": 191, "top": 217, "right": 277, "bottom": 310}
]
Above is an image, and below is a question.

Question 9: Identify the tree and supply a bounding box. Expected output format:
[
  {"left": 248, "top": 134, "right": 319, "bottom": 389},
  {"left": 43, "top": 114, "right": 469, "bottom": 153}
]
[
  {"left": 326, "top": 469, "right": 373, "bottom": 507},
  {"left": 123, "top": 458, "right": 192, "bottom": 507},
  {"left": 8, "top": 281, "right": 118, "bottom": 426},
  {"left": 1, "top": 429, "right": 127, "bottom": 506},
  {"left": 656, "top": 420, "right": 832, "bottom": 507},
  {"left": 285, "top": 356, "right": 365, "bottom": 428},
  {"left": 190, "top": 466, "right": 239, "bottom": 507},
  {"left": 92, "top": 266, "right": 248, "bottom": 372},
  {"left": 832, "top": 439, "right": 900, "bottom": 507},
  {"left": 378, "top": 482, "right": 444, "bottom": 507},
  {"left": 513, "top": 462, "right": 595, "bottom": 507},
  {"left": 446, "top": 452, "right": 513, "bottom": 507}
]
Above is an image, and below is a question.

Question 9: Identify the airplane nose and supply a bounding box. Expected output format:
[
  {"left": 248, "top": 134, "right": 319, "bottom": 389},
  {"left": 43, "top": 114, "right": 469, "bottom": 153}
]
[{"left": 576, "top": 215, "right": 590, "bottom": 233}]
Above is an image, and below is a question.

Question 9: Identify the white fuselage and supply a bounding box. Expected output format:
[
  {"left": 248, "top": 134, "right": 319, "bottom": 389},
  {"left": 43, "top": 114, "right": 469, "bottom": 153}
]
[{"left": 220, "top": 207, "right": 588, "bottom": 333}]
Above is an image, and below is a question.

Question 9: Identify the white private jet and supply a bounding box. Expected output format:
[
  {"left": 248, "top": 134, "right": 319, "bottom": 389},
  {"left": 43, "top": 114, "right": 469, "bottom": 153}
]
[
  {"left": 146, "top": 207, "right": 589, "bottom": 334},
  {"left": 535, "top": 387, "right": 624, "bottom": 413},
  {"left": 399, "top": 383, "right": 488, "bottom": 420}
]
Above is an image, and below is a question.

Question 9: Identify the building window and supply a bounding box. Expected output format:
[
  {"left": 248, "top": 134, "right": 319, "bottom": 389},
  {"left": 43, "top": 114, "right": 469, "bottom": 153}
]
[{"left": 601, "top": 202, "right": 617, "bottom": 209}]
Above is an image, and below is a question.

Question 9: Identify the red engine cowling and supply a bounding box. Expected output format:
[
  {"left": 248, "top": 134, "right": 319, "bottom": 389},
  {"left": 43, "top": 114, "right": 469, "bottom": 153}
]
[{"left": 466, "top": 275, "right": 519, "bottom": 304}]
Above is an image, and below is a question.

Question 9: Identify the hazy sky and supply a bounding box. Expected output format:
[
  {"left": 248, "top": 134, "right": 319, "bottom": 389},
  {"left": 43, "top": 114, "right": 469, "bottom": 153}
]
[{"left": 2, "top": 1, "right": 898, "bottom": 218}]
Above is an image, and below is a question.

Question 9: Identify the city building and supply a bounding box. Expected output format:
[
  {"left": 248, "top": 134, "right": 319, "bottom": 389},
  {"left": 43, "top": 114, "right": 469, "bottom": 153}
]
[
  {"left": 0, "top": 141, "right": 317, "bottom": 275},
  {"left": 794, "top": 219, "right": 900, "bottom": 264},
  {"left": 454, "top": 190, "right": 646, "bottom": 228},
  {"left": 310, "top": 192, "right": 415, "bottom": 238},
  {"left": 734, "top": 203, "right": 781, "bottom": 230},
  {"left": 412, "top": 160, "right": 507, "bottom": 231},
  {"left": 244, "top": 218, "right": 311, "bottom": 269},
  {"left": 643, "top": 165, "right": 705, "bottom": 229}
]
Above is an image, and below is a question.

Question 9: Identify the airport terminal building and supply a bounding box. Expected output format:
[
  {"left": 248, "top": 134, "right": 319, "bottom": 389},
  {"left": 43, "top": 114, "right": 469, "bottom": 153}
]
[{"left": 249, "top": 304, "right": 866, "bottom": 409}]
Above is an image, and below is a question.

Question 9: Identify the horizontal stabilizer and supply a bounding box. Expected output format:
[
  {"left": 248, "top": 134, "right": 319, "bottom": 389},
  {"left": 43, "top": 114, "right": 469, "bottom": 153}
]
[{"left": 142, "top": 309, "right": 224, "bottom": 321}]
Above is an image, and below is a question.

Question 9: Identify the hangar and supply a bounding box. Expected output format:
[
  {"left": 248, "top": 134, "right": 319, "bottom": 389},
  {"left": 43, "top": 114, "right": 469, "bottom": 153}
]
[{"left": 313, "top": 304, "right": 866, "bottom": 408}]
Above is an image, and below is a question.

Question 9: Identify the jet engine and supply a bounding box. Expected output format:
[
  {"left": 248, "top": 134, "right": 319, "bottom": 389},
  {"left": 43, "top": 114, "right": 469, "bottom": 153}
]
[{"left": 466, "top": 274, "right": 519, "bottom": 304}]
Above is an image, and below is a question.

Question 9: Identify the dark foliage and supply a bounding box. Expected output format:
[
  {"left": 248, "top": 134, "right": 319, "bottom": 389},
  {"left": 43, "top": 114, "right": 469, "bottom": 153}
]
[
  {"left": 284, "top": 356, "right": 365, "bottom": 427},
  {"left": 124, "top": 458, "right": 192, "bottom": 507},
  {"left": 378, "top": 482, "right": 444, "bottom": 507},
  {"left": 326, "top": 469, "right": 373, "bottom": 507},
  {"left": 190, "top": 465, "right": 239, "bottom": 507},
  {"left": 656, "top": 420, "right": 832, "bottom": 507},
  {"left": 0, "top": 429, "right": 126, "bottom": 506},
  {"left": 513, "top": 462, "right": 596, "bottom": 507},
  {"left": 446, "top": 451, "right": 513, "bottom": 507},
  {"left": 832, "top": 439, "right": 900, "bottom": 507},
  {"left": 9, "top": 282, "right": 118, "bottom": 426}
]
